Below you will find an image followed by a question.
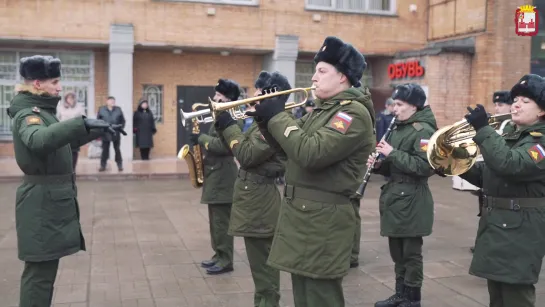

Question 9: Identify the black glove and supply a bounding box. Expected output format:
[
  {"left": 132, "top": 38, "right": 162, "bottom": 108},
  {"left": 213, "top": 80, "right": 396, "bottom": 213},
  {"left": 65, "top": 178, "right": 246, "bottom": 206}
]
[
  {"left": 465, "top": 104, "right": 490, "bottom": 131},
  {"left": 215, "top": 111, "right": 236, "bottom": 130},
  {"left": 245, "top": 85, "right": 286, "bottom": 124},
  {"left": 189, "top": 133, "right": 200, "bottom": 146},
  {"left": 84, "top": 118, "right": 127, "bottom": 136},
  {"left": 434, "top": 166, "right": 447, "bottom": 178}
]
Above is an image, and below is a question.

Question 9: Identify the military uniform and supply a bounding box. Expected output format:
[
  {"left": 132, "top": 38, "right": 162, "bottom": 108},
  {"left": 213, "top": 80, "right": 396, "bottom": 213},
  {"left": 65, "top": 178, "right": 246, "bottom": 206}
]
[
  {"left": 373, "top": 84, "right": 437, "bottom": 307},
  {"left": 7, "top": 55, "right": 121, "bottom": 307},
  {"left": 248, "top": 36, "right": 376, "bottom": 307},
  {"left": 193, "top": 79, "right": 242, "bottom": 275},
  {"left": 471, "top": 90, "right": 515, "bottom": 253},
  {"left": 214, "top": 71, "right": 290, "bottom": 307},
  {"left": 460, "top": 74, "right": 545, "bottom": 307}
]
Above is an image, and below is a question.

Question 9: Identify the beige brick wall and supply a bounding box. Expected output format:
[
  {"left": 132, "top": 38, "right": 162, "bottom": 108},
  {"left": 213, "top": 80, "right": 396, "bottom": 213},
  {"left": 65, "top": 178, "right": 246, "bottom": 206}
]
[
  {"left": 1, "top": 0, "right": 428, "bottom": 54},
  {"left": 131, "top": 50, "right": 263, "bottom": 157}
]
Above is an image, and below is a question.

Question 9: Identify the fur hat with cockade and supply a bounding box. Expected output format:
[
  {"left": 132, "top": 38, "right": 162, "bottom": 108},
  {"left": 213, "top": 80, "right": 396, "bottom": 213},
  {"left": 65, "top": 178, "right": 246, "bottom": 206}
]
[
  {"left": 510, "top": 74, "right": 545, "bottom": 110},
  {"left": 19, "top": 55, "right": 62, "bottom": 80},
  {"left": 215, "top": 79, "right": 241, "bottom": 101},
  {"left": 492, "top": 91, "right": 512, "bottom": 105},
  {"left": 391, "top": 83, "right": 427, "bottom": 109},
  {"left": 313, "top": 36, "right": 367, "bottom": 88}
]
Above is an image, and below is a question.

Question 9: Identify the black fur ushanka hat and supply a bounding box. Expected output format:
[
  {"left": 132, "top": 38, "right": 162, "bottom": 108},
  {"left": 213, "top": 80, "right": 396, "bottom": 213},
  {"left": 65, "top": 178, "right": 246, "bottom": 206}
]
[
  {"left": 391, "top": 83, "right": 427, "bottom": 109},
  {"left": 215, "top": 79, "right": 241, "bottom": 101},
  {"left": 313, "top": 36, "right": 367, "bottom": 87},
  {"left": 254, "top": 71, "right": 271, "bottom": 89},
  {"left": 510, "top": 74, "right": 545, "bottom": 110},
  {"left": 19, "top": 55, "right": 61, "bottom": 80},
  {"left": 493, "top": 91, "right": 512, "bottom": 104}
]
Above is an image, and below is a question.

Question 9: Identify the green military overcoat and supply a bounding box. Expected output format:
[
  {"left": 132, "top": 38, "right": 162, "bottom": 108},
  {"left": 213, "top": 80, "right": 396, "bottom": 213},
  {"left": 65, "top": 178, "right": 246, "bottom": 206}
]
[
  {"left": 198, "top": 121, "right": 243, "bottom": 204},
  {"left": 374, "top": 106, "right": 437, "bottom": 237},
  {"left": 461, "top": 122, "right": 545, "bottom": 285},
  {"left": 7, "top": 85, "right": 104, "bottom": 262},
  {"left": 220, "top": 121, "right": 285, "bottom": 238},
  {"left": 263, "top": 87, "right": 376, "bottom": 279}
]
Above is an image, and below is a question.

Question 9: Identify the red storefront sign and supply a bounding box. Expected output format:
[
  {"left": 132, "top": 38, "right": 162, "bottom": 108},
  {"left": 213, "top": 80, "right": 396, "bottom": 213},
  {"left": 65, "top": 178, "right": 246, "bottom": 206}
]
[{"left": 387, "top": 61, "right": 425, "bottom": 80}]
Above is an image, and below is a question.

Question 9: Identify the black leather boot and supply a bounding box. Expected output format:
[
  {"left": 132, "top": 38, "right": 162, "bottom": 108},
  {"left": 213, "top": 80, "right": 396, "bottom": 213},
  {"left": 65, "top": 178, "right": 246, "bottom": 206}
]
[
  {"left": 375, "top": 278, "right": 407, "bottom": 307},
  {"left": 399, "top": 286, "right": 421, "bottom": 307}
]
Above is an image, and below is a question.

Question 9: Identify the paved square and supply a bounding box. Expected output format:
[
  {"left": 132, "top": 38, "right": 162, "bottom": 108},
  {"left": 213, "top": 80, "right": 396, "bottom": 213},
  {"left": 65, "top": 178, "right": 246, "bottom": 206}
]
[{"left": 1, "top": 177, "right": 544, "bottom": 307}]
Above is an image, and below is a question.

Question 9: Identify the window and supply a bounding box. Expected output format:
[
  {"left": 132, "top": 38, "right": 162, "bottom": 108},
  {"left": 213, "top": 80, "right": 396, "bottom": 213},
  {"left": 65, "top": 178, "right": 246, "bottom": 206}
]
[
  {"left": 0, "top": 50, "right": 94, "bottom": 140},
  {"left": 361, "top": 62, "right": 373, "bottom": 88},
  {"left": 295, "top": 61, "right": 315, "bottom": 104},
  {"left": 142, "top": 84, "right": 164, "bottom": 123},
  {"left": 306, "top": 0, "right": 396, "bottom": 14}
]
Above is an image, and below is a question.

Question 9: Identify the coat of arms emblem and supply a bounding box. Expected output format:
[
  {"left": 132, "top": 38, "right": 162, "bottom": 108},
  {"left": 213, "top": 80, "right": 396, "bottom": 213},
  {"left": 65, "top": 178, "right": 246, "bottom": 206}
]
[{"left": 515, "top": 5, "right": 539, "bottom": 36}]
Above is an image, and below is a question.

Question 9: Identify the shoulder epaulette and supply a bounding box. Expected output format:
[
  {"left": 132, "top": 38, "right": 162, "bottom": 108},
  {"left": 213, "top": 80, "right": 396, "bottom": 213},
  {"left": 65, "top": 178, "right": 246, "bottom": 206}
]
[
  {"left": 340, "top": 100, "right": 352, "bottom": 106},
  {"left": 412, "top": 122, "right": 423, "bottom": 131}
]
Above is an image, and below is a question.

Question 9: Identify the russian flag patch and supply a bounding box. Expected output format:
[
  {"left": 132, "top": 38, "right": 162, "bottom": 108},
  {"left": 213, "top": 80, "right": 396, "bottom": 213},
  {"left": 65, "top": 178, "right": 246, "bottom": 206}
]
[
  {"left": 328, "top": 111, "right": 353, "bottom": 134},
  {"left": 527, "top": 144, "right": 545, "bottom": 163},
  {"left": 420, "top": 139, "right": 429, "bottom": 152}
]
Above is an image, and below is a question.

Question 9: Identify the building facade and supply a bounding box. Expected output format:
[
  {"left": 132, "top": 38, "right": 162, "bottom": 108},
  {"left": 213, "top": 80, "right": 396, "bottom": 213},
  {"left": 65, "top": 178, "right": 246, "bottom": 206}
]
[{"left": 0, "top": 0, "right": 531, "bottom": 159}]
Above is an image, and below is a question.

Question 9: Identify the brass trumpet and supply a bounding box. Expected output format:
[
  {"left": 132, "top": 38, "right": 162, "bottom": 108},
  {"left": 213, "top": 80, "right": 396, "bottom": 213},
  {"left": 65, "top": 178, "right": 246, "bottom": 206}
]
[
  {"left": 180, "top": 86, "right": 316, "bottom": 124},
  {"left": 426, "top": 111, "right": 517, "bottom": 176},
  {"left": 180, "top": 103, "right": 212, "bottom": 127}
]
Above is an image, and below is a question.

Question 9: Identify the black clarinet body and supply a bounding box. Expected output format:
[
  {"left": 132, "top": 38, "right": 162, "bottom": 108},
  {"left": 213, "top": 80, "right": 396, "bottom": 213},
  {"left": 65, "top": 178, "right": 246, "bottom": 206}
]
[{"left": 355, "top": 116, "right": 397, "bottom": 196}]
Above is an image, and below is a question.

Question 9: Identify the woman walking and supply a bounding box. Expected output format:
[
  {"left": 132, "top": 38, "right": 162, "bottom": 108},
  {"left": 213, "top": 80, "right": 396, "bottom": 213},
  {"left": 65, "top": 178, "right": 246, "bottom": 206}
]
[{"left": 133, "top": 99, "right": 156, "bottom": 160}]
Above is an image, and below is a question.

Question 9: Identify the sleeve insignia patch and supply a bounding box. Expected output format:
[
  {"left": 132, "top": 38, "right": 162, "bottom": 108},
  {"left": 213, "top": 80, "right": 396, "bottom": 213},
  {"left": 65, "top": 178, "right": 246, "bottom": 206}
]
[
  {"left": 25, "top": 116, "right": 42, "bottom": 125},
  {"left": 529, "top": 131, "right": 543, "bottom": 137},
  {"left": 420, "top": 139, "right": 429, "bottom": 152},
  {"left": 328, "top": 111, "right": 353, "bottom": 134},
  {"left": 527, "top": 144, "right": 545, "bottom": 163},
  {"left": 204, "top": 142, "right": 209, "bottom": 150},
  {"left": 229, "top": 140, "right": 239, "bottom": 149},
  {"left": 284, "top": 126, "right": 299, "bottom": 138}
]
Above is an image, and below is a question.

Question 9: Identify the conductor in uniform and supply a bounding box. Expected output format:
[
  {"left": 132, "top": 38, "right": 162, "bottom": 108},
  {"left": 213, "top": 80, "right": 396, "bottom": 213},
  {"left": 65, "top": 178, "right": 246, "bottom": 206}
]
[
  {"left": 7, "top": 55, "right": 125, "bottom": 307},
  {"left": 247, "top": 36, "right": 376, "bottom": 307}
]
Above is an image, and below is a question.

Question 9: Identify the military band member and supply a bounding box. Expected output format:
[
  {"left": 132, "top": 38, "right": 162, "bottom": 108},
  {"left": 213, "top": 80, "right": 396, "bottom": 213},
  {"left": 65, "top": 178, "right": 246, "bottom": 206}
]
[
  {"left": 189, "top": 78, "right": 243, "bottom": 275},
  {"left": 459, "top": 74, "right": 545, "bottom": 307},
  {"left": 247, "top": 36, "right": 376, "bottom": 307},
  {"left": 214, "top": 71, "right": 290, "bottom": 307},
  {"left": 470, "top": 90, "right": 515, "bottom": 253},
  {"left": 370, "top": 83, "right": 437, "bottom": 307},
  {"left": 7, "top": 55, "right": 125, "bottom": 307}
]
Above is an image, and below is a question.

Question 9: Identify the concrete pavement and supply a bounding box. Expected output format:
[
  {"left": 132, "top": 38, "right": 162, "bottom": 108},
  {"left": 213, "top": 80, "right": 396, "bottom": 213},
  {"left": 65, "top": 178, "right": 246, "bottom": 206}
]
[{"left": 0, "top": 177, "right": 544, "bottom": 307}]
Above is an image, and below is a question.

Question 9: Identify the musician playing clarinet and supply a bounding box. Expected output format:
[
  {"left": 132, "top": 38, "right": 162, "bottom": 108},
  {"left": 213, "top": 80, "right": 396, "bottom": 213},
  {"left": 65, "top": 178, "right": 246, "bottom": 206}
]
[{"left": 368, "top": 83, "right": 437, "bottom": 307}]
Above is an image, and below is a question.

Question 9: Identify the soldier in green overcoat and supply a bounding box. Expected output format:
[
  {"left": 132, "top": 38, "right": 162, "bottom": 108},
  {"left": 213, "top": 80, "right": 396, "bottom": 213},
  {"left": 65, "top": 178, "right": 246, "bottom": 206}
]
[
  {"left": 370, "top": 83, "right": 437, "bottom": 307},
  {"left": 246, "top": 36, "right": 376, "bottom": 307},
  {"left": 458, "top": 74, "right": 545, "bottom": 307},
  {"left": 189, "top": 78, "right": 242, "bottom": 275},
  {"left": 214, "top": 71, "right": 291, "bottom": 307},
  {"left": 470, "top": 90, "right": 515, "bottom": 253},
  {"left": 7, "top": 55, "right": 125, "bottom": 307}
]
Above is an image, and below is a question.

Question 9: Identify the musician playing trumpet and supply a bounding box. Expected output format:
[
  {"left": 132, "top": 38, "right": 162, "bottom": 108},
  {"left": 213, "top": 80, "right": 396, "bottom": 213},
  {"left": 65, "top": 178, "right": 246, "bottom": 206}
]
[
  {"left": 455, "top": 74, "right": 545, "bottom": 307},
  {"left": 189, "top": 79, "right": 244, "bottom": 275},
  {"left": 213, "top": 71, "right": 291, "bottom": 307},
  {"left": 368, "top": 84, "right": 437, "bottom": 307}
]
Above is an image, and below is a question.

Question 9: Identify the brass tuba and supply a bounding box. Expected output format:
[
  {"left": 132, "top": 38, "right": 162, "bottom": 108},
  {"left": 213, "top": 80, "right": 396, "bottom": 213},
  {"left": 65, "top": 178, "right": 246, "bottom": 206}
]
[
  {"left": 426, "top": 111, "right": 516, "bottom": 176},
  {"left": 177, "top": 103, "right": 209, "bottom": 188}
]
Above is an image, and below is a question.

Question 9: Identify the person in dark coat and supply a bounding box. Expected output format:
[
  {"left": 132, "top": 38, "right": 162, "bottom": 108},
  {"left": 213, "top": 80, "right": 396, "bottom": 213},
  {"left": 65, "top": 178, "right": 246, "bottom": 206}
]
[
  {"left": 376, "top": 98, "right": 395, "bottom": 142},
  {"left": 133, "top": 99, "right": 156, "bottom": 160},
  {"left": 97, "top": 96, "right": 126, "bottom": 171}
]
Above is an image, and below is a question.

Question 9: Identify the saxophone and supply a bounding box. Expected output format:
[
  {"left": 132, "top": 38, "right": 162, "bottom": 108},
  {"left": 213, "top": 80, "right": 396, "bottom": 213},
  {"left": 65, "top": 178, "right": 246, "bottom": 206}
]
[{"left": 177, "top": 103, "right": 209, "bottom": 189}]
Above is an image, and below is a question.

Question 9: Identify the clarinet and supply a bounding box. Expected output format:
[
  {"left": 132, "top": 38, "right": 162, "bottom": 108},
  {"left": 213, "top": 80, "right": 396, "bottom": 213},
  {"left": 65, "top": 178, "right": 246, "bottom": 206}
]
[{"left": 355, "top": 116, "right": 397, "bottom": 196}]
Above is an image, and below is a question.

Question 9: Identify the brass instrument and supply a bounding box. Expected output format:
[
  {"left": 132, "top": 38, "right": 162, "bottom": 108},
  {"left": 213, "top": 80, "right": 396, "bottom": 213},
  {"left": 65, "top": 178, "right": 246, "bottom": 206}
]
[
  {"left": 426, "top": 111, "right": 516, "bottom": 176},
  {"left": 177, "top": 103, "right": 209, "bottom": 188},
  {"left": 179, "top": 86, "right": 316, "bottom": 123}
]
